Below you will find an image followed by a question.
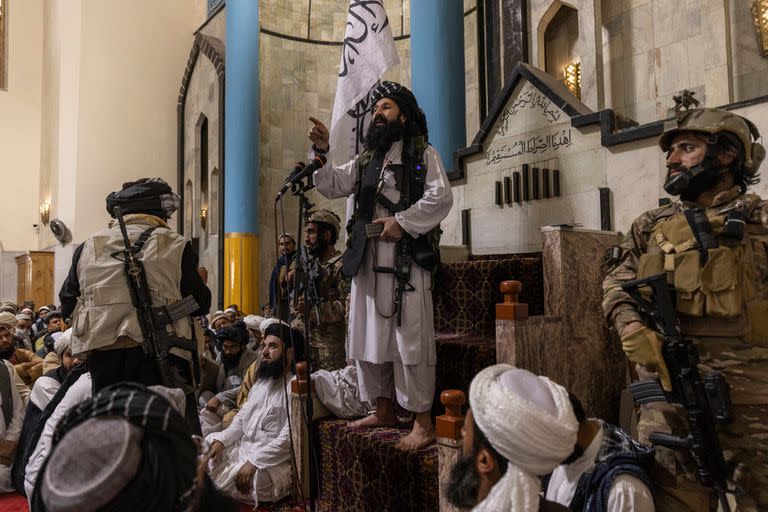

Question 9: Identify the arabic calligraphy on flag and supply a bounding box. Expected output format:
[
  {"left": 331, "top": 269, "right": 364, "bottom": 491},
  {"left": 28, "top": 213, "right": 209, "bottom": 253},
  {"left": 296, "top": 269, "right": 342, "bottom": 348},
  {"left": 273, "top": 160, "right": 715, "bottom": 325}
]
[{"left": 329, "top": 0, "right": 400, "bottom": 166}]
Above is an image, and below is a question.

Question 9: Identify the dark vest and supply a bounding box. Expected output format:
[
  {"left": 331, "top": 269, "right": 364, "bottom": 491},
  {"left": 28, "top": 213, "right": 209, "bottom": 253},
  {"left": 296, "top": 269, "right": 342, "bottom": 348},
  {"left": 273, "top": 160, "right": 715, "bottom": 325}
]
[{"left": 545, "top": 421, "right": 654, "bottom": 512}]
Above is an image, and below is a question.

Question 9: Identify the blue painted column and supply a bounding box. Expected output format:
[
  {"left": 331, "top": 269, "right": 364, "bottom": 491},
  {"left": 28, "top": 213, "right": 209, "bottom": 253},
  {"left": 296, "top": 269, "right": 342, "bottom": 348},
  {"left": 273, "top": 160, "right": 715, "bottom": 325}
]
[
  {"left": 224, "top": 0, "right": 260, "bottom": 313},
  {"left": 410, "top": 1, "right": 466, "bottom": 172}
]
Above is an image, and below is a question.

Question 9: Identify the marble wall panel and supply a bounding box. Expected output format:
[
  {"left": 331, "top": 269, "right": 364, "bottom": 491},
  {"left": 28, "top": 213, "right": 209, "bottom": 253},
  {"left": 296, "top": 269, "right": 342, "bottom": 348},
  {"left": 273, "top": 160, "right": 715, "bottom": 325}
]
[
  {"left": 465, "top": 6, "right": 480, "bottom": 144},
  {"left": 654, "top": 40, "right": 689, "bottom": 97},
  {"left": 623, "top": 3, "right": 653, "bottom": 55},
  {"left": 605, "top": 138, "right": 665, "bottom": 235},
  {"left": 730, "top": 1, "right": 768, "bottom": 102},
  {"left": 496, "top": 228, "right": 626, "bottom": 422},
  {"left": 261, "top": 0, "right": 311, "bottom": 38}
]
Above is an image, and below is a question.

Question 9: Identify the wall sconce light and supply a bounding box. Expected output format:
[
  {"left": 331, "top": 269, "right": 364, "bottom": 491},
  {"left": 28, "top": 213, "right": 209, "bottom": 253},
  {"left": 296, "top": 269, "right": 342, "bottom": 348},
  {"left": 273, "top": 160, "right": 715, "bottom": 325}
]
[
  {"left": 564, "top": 61, "right": 581, "bottom": 99},
  {"left": 200, "top": 207, "right": 208, "bottom": 230},
  {"left": 39, "top": 202, "right": 51, "bottom": 226},
  {"left": 753, "top": 1, "right": 768, "bottom": 56}
]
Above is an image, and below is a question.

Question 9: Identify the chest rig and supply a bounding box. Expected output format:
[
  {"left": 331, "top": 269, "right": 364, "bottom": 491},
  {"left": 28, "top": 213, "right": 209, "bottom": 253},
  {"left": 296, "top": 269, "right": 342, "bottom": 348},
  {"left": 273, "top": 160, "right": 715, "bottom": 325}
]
[
  {"left": 342, "top": 136, "right": 441, "bottom": 278},
  {"left": 636, "top": 195, "right": 768, "bottom": 340}
]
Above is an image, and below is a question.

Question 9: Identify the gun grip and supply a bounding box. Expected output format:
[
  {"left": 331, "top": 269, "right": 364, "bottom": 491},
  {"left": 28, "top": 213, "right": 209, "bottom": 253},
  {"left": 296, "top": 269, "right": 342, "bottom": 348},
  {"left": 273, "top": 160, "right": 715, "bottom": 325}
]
[{"left": 649, "top": 431, "right": 690, "bottom": 449}]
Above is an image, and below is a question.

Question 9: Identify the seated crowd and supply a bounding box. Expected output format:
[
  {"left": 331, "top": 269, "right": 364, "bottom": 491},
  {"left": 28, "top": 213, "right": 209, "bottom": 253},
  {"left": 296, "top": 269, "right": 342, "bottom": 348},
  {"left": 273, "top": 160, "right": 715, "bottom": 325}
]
[{"left": 0, "top": 289, "right": 658, "bottom": 512}]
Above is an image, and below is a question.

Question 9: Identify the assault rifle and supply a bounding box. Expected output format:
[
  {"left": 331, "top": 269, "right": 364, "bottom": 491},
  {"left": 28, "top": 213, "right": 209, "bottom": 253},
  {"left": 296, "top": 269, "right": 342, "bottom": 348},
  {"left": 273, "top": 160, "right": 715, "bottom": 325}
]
[
  {"left": 111, "top": 206, "right": 200, "bottom": 395},
  {"left": 372, "top": 231, "right": 415, "bottom": 326},
  {"left": 295, "top": 244, "right": 322, "bottom": 323},
  {"left": 622, "top": 273, "right": 733, "bottom": 512}
]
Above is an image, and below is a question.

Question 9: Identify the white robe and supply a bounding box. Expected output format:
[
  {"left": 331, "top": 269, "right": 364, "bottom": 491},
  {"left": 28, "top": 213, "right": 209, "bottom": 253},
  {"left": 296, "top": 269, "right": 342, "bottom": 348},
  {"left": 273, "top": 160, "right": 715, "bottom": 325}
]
[
  {"left": 545, "top": 421, "right": 655, "bottom": 512},
  {"left": 205, "top": 376, "right": 293, "bottom": 506},
  {"left": 312, "top": 141, "right": 453, "bottom": 366},
  {"left": 0, "top": 361, "right": 25, "bottom": 493},
  {"left": 25, "top": 373, "right": 92, "bottom": 499}
]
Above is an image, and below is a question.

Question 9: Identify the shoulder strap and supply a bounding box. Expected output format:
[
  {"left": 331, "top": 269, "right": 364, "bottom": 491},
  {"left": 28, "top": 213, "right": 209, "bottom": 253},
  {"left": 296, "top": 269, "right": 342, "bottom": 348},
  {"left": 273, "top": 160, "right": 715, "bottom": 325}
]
[
  {"left": 0, "top": 362, "right": 12, "bottom": 428},
  {"left": 132, "top": 227, "right": 158, "bottom": 254}
]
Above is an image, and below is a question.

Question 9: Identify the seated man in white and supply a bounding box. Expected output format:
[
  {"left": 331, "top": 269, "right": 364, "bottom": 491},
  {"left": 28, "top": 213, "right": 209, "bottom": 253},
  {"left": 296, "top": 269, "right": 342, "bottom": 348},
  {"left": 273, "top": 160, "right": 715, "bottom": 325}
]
[
  {"left": 203, "top": 322, "right": 301, "bottom": 506},
  {"left": 0, "top": 357, "right": 25, "bottom": 493}
]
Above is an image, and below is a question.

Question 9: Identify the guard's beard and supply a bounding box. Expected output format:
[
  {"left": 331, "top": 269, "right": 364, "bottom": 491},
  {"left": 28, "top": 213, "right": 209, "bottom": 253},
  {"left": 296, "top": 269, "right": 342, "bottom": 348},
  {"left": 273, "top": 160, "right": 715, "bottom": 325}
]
[
  {"left": 308, "top": 237, "right": 329, "bottom": 257},
  {"left": 665, "top": 155, "right": 730, "bottom": 202},
  {"left": 221, "top": 350, "right": 243, "bottom": 372},
  {"left": 0, "top": 345, "right": 14, "bottom": 360},
  {"left": 257, "top": 358, "right": 284, "bottom": 380},
  {"left": 446, "top": 454, "right": 481, "bottom": 509},
  {"left": 364, "top": 115, "right": 405, "bottom": 153}
]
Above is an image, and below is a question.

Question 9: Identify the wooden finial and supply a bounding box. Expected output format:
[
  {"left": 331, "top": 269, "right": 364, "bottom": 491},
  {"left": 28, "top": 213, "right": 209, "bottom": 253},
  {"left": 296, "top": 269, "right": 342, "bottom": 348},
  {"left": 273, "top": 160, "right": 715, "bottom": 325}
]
[
  {"left": 496, "top": 280, "right": 528, "bottom": 321},
  {"left": 441, "top": 390, "right": 465, "bottom": 418},
  {"left": 436, "top": 389, "right": 466, "bottom": 440},
  {"left": 291, "top": 361, "right": 310, "bottom": 394}
]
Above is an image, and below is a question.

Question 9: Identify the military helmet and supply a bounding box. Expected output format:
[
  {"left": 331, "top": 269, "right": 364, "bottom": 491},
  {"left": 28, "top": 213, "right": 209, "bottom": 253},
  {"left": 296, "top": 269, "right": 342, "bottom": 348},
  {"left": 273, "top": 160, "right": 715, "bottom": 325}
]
[
  {"left": 307, "top": 209, "right": 341, "bottom": 236},
  {"left": 659, "top": 108, "right": 766, "bottom": 174}
]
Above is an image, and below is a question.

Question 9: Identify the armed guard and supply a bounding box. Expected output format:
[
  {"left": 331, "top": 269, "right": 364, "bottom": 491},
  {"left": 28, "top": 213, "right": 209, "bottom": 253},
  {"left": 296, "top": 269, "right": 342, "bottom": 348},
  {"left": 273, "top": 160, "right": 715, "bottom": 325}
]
[
  {"left": 308, "top": 81, "right": 453, "bottom": 450},
  {"left": 602, "top": 108, "right": 768, "bottom": 511},
  {"left": 290, "top": 209, "right": 347, "bottom": 372},
  {"left": 59, "top": 178, "right": 211, "bottom": 428}
]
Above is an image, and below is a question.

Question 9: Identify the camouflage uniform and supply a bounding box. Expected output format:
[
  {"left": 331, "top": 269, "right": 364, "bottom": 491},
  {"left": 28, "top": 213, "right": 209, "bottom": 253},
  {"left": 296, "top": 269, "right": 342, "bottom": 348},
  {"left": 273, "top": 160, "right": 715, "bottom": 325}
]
[
  {"left": 604, "top": 108, "right": 768, "bottom": 511},
  {"left": 604, "top": 186, "right": 768, "bottom": 510},
  {"left": 292, "top": 249, "right": 347, "bottom": 371},
  {"left": 291, "top": 209, "right": 349, "bottom": 372}
]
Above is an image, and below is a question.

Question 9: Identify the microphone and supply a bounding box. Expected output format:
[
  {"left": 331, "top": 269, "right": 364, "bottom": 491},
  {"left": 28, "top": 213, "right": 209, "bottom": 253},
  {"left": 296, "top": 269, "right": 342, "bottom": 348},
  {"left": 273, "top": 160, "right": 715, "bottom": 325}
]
[
  {"left": 288, "top": 154, "right": 327, "bottom": 186},
  {"left": 275, "top": 162, "right": 306, "bottom": 201}
]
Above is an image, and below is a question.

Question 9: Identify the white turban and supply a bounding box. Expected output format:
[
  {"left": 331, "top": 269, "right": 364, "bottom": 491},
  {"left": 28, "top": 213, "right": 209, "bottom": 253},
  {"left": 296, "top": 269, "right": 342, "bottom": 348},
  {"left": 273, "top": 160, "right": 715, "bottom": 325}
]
[
  {"left": 244, "top": 315, "right": 265, "bottom": 331},
  {"left": 54, "top": 329, "right": 72, "bottom": 358},
  {"left": 0, "top": 311, "right": 18, "bottom": 331},
  {"left": 259, "top": 317, "right": 288, "bottom": 336},
  {"left": 469, "top": 364, "right": 578, "bottom": 512},
  {"left": 16, "top": 313, "right": 32, "bottom": 322}
]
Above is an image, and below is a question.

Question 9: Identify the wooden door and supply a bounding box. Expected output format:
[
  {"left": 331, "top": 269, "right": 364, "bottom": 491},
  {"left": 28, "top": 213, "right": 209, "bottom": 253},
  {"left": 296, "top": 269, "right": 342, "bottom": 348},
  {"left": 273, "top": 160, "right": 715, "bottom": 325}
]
[{"left": 16, "top": 251, "right": 54, "bottom": 308}]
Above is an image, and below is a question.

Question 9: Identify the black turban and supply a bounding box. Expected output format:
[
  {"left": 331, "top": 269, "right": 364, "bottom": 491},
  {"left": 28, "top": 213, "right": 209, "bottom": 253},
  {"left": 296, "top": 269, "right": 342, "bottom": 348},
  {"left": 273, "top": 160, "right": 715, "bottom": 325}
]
[
  {"left": 215, "top": 320, "right": 249, "bottom": 348},
  {"left": 370, "top": 81, "right": 428, "bottom": 138},
  {"left": 32, "top": 383, "right": 197, "bottom": 512},
  {"left": 105, "top": 177, "right": 180, "bottom": 219},
  {"left": 263, "top": 321, "right": 305, "bottom": 363}
]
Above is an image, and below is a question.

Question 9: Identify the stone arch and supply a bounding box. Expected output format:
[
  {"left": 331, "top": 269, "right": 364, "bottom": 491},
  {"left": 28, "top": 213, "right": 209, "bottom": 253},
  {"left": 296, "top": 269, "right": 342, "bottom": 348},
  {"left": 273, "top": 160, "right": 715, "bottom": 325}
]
[
  {"left": 210, "top": 167, "right": 219, "bottom": 235},
  {"left": 178, "top": 33, "right": 225, "bottom": 305},
  {"left": 535, "top": 0, "right": 578, "bottom": 70},
  {"left": 184, "top": 179, "right": 194, "bottom": 236},
  {"left": 195, "top": 112, "right": 209, "bottom": 236}
]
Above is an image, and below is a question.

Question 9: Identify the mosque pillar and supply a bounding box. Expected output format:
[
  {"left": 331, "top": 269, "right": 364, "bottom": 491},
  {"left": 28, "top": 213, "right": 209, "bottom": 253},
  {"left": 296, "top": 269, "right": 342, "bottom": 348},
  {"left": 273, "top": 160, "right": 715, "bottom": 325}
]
[
  {"left": 410, "top": 0, "right": 466, "bottom": 172},
  {"left": 224, "top": 0, "right": 260, "bottom": 313}
]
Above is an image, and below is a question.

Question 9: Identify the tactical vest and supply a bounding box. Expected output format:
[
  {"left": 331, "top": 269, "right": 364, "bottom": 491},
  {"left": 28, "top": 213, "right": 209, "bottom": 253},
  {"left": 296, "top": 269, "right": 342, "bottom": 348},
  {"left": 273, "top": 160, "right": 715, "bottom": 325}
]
[
  {"left": 70, "top": 218, "right": 192, "bottom": 356},
  {"left": 354, "top": 136, "right": 442, "bottom": 272},
  {"left": 636, "top": 196, "right": 768, "bottom": 341}
]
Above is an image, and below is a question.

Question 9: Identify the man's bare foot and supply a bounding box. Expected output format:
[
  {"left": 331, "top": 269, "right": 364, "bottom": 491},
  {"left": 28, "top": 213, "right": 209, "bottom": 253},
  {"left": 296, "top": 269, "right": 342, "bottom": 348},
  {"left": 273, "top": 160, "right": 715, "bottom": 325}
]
[
  {"left": 348, "top": 411, "right": 398, "bottom": 429},
  {"left": 348, "top": 397, "right": 397, "bottom": 428},
  {"left": 395, "top": 412, "right": 435, "bottom": 451}
]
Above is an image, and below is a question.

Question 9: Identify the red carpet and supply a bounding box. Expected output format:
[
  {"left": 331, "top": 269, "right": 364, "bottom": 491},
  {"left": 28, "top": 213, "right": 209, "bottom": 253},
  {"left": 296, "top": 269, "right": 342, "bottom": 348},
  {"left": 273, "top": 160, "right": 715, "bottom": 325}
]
[{"left": 0, "top": 492, "right": 29, "bottom": 512}]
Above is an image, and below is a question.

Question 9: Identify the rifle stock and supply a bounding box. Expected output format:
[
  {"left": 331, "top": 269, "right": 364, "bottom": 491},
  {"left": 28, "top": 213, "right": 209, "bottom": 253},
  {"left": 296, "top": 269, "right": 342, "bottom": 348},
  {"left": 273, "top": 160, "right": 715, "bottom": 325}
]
[{"left": 621, "top": 273, "right": 732, "bottom": 511}]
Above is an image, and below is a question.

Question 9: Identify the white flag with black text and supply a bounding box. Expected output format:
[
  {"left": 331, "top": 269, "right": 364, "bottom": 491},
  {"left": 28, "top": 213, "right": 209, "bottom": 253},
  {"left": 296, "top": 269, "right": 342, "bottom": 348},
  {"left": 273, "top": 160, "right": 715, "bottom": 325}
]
[{"left": 330, "top": 0, "right": 400, "bottom": 166}]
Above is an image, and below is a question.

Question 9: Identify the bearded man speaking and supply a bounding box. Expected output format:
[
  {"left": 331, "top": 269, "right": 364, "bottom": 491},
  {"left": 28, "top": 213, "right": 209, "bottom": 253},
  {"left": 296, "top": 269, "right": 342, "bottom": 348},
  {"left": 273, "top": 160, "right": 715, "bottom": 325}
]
[{"left": 307, "top": 81, "right": 453, "bottom": 450}]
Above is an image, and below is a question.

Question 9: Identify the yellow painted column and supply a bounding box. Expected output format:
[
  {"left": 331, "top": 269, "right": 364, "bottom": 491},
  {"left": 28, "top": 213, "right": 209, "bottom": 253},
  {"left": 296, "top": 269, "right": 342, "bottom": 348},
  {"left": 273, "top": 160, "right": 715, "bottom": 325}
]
[{"left": 224, "top": 233, "right": 259, "bottom": 314}]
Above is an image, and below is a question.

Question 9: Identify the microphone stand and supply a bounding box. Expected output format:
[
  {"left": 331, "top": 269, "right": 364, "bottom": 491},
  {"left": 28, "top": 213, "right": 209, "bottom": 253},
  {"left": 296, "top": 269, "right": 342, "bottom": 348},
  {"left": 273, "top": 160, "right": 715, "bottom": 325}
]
[{"left": 288, "top": 175, "right": 319, "bottom": 512}]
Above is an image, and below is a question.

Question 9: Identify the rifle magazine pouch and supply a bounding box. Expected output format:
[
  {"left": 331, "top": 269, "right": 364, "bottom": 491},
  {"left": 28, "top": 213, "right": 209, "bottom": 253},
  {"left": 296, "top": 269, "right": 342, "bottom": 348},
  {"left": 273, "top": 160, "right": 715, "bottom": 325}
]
[
  {"left": 636, "top": 253, "right": 664, "bottom": 299},
  {"left": 701, "top": 247, "right": 741, "bottom": 318},
  {"left": 673, "top": 251, "right": 704, "bottom": 317}
]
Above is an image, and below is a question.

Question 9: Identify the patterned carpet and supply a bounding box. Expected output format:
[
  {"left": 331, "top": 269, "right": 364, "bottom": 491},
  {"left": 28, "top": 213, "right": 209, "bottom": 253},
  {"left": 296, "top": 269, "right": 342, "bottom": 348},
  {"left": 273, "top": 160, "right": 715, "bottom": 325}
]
[
  {"left": 434, "top": 255, "right": 544, "bottom": 338},
  {"left": 314, "top": 418, "right": 438, "bottom": 512}
]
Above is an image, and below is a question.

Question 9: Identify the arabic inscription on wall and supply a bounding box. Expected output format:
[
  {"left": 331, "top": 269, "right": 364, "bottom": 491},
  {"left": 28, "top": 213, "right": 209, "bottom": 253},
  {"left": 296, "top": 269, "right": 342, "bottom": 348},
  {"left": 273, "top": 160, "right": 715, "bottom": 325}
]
[
  {"left": 496, "top": 89, "right": 563, "bottom": 137},
  {"left": 486, "top": 129, "right": 573, "bottom": 166}
]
